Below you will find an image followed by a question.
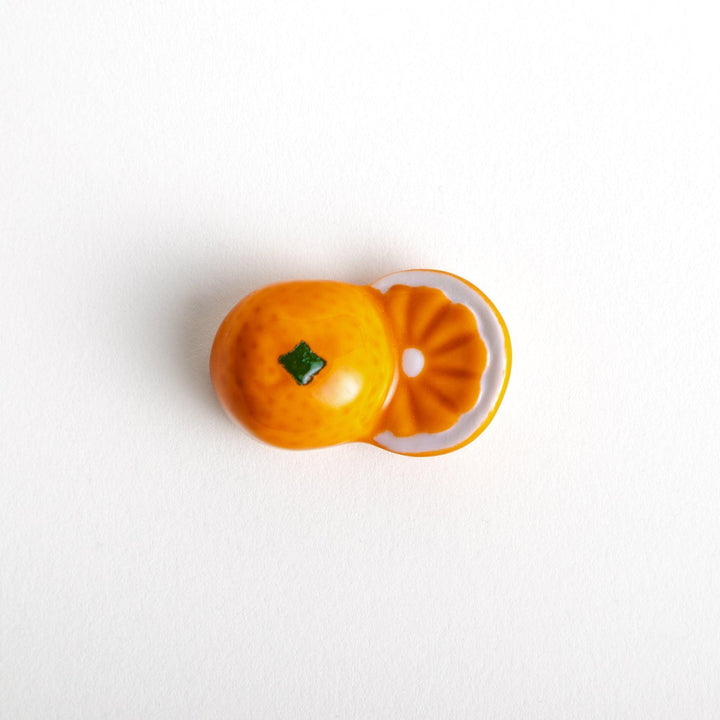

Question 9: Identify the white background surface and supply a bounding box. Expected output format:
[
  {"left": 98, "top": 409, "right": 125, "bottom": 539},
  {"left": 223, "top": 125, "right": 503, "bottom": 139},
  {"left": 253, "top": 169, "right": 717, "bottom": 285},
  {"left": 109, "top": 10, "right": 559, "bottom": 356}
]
[{"left": 1, "top": 1, "right": 719, "bottom": 718}]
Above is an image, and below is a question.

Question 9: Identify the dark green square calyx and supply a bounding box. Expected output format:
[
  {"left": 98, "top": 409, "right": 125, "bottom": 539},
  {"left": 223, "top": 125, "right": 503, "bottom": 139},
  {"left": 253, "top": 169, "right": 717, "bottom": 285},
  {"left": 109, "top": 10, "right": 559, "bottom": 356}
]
[{"left": 278, "top": 341, "right": 326, "bottom": 386}]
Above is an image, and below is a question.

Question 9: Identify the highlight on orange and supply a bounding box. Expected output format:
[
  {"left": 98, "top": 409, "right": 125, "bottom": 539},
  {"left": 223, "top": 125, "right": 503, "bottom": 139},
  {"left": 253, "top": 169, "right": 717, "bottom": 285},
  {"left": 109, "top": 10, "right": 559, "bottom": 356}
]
[{"left": 210, "top": 270, "right": 511, "bottom": 456}]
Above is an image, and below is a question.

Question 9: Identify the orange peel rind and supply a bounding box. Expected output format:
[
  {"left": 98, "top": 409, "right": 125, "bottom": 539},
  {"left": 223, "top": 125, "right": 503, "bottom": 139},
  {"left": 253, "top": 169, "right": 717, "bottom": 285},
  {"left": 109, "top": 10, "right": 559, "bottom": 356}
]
[{"left": 209, "top": 269, "right": 511, "bottom": 456}]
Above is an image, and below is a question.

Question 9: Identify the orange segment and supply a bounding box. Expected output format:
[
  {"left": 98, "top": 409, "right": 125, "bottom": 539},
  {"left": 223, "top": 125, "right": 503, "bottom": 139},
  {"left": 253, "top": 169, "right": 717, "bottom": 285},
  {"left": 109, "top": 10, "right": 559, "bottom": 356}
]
[{"left": 377, "top": 284, "right": 486, "bottom": 438}]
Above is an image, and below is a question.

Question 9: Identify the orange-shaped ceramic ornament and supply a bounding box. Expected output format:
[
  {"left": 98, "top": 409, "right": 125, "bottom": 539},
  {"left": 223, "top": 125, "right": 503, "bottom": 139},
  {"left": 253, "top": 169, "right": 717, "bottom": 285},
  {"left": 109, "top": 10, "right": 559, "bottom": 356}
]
[{"left": 210, "top": 270, "right": 511, "bottom": 456}]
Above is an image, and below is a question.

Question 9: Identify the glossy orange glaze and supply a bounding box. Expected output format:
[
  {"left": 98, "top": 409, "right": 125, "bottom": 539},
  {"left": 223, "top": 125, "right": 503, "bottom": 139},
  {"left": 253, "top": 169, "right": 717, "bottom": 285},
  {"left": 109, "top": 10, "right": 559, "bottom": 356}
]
[{"left": 210, "top": 273, "right": 505, "bottom": 454}]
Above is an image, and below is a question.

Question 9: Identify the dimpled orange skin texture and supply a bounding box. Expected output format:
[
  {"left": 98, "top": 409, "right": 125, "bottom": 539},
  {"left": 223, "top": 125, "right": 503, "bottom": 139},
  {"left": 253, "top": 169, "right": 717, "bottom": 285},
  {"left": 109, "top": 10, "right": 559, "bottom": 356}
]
[{"left": 210, "top": 281, "right": 397, "bottom": 449}]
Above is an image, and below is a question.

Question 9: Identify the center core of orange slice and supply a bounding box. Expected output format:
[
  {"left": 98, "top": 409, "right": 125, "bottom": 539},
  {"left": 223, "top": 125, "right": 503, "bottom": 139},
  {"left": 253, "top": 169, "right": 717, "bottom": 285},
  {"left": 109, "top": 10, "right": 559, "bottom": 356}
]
[{"left": 401, "top": 348, "right": 425, "bottom": 377}]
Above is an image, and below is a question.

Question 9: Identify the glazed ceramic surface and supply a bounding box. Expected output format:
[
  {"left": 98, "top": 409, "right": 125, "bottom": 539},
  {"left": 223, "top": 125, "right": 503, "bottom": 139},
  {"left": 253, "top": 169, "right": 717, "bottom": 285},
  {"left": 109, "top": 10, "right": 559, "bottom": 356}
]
[{"left": 210, "top": 270, "right": 511, "bottom": 456}]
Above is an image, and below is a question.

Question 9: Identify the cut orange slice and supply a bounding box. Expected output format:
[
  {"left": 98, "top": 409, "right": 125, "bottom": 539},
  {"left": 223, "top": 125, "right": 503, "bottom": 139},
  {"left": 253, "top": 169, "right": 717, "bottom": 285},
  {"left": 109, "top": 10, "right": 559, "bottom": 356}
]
[
  {"left": 209, "top": 270, "right": 510, "bottom": 456},
  {"left": 369, "top": 270, "right": 511, "bottom": 456}
]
